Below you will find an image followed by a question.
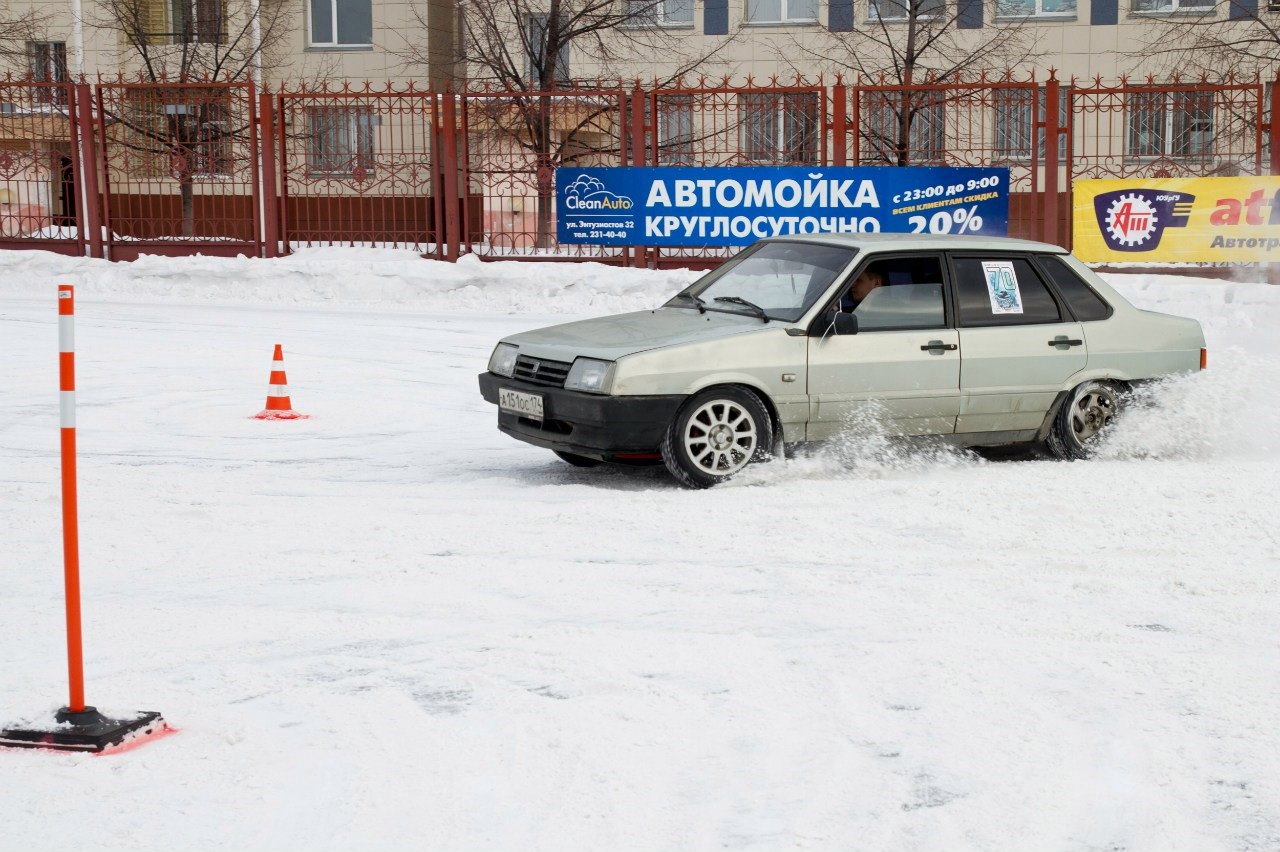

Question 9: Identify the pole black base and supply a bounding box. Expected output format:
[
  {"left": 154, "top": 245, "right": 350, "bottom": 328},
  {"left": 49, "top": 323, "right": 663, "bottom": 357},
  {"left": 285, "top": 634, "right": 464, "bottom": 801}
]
[{"left": 1, "top": 707, "right": 165, "bottom": 753}]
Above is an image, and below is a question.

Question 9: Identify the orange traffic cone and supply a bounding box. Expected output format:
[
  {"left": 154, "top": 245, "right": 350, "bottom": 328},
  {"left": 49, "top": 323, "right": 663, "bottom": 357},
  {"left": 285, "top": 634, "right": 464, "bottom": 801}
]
[{"left": 253, "top": 344, "right": 308, "bottom": 420}]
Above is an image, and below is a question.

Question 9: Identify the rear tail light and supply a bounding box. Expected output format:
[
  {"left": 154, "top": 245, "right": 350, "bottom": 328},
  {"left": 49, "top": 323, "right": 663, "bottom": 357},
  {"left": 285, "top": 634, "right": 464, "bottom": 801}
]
[{"left": 1200, "top": 348, "right": 1208, "bottom": 370}]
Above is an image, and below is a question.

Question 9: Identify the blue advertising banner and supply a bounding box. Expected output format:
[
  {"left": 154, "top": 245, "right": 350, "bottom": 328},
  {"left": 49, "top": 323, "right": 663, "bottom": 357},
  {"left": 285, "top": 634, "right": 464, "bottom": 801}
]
[{"left": 556, "top": 166, "right": 1010, "bottom": 246}]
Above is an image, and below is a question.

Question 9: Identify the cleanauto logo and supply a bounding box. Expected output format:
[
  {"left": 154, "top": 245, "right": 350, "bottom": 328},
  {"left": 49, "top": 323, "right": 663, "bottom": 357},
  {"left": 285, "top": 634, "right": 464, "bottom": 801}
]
[
  {"left": 1092, "top": 188, "right": 1194, "bottom": 252},
  {"left": 563, "top": 174, "right": 634, "bottom": 211}
]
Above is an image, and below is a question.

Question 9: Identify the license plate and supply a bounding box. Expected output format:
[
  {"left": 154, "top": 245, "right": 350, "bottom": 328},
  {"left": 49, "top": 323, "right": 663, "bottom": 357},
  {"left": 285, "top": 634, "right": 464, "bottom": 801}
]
[{"left": 499, "top": 388, "right": 544, "bottom": 421}]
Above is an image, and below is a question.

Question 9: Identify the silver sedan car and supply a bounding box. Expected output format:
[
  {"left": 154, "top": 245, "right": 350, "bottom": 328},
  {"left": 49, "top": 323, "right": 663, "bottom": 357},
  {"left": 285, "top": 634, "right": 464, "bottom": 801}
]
[{"left": 479, "top": 234, "right": 1206, "bottom": 488}]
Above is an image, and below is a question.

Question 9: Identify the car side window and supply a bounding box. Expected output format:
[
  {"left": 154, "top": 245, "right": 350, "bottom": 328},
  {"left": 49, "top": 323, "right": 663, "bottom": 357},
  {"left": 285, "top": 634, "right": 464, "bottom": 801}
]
[
  {"left": 854, "top": 283, "right": 945, "bottom": 330},
  {"left": 1035, "top": 255, "right": 1113, "bottom": 322},
  {"left": 952, "top": 256, "right": 1062, "bottom": 327},
  {"left": 828, "top": 255, "right": 946, "bottom": 331}
]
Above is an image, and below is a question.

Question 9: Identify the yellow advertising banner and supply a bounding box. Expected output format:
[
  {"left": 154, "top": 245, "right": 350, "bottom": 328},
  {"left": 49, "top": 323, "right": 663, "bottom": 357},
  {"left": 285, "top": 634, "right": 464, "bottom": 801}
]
[{"left": 1073, "top": 177, "right": 1280, "bottom": 263}]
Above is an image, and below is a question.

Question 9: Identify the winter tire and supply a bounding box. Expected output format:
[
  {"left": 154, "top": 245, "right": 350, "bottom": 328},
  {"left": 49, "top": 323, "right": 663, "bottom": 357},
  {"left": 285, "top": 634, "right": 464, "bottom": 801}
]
[
  {"left": 661, "top": 387, "right": 773, "bottom": 489},
  {"left": 1047, "top": 380, "right": 1123, "bottom": 460}
]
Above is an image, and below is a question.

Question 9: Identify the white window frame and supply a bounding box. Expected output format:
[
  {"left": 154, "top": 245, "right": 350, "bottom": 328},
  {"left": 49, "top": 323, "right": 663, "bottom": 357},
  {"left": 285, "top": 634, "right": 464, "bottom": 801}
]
[
  {"left": 187, "top": 101, "right": 233, "bottom": 178},
  {"left": 28, "top": 41, "right": 67, "bottom": 83},
  {"left": 657, "top": 95, "right": 696, "bottom": 164},
  {"left": 170, "top": 0, "right": 224, "bottom": 43},
  {"left": 739, "top": 92, "right": 820, "bottom": 165},
  {"left": 28, "top": 41, "right": 68, "bottom": 105},
  {"left": 140, "top": 0, "right": 225, "bottom": 45},
  {"left": 861, "top": 92, "right": 946, "bottom": 164},
  {"left": 624, "top": 0, "right": 695, "bottom": 27},
  {"left": 1131, "top": 0, "right": 1212, "bottom": 13},
  {"left": 992, "top": 86, "right": 1069, "bottom": 161},
  {"left": 1126, "top": 90, "right": 1214, "bottom": 160},
  {"left": 526, "top": 14, "right": 571, "bottom": 85},
  {"left": 869, "top": 0, "right": 945, "bottom": 21},
  {"left": 745, "top": 0, "right": 819, "bottom": 25},
  {"left": 129, "top": 95, "right": 234, "bottom": 179},
  {"left": 995, "top": 0, "right": 1076, "bottom": 17},
  {"left": 307, "top": 105, "right": 379, "bottom": 176},
  {"left": 309, "top": 0, "right": 373, "bottom": 48}
]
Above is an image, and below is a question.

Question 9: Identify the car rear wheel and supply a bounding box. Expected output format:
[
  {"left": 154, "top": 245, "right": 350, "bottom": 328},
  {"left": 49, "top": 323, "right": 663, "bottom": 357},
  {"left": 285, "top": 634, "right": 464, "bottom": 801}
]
[
  {"left": 661, "top": 387, "right": 773, "bottom": 488},
  {"left": 553, "top": 450, "right": 602, "bottom": 468},
  {"left": 1047, "top": 380, "right": 1123, "bottom": 460}
]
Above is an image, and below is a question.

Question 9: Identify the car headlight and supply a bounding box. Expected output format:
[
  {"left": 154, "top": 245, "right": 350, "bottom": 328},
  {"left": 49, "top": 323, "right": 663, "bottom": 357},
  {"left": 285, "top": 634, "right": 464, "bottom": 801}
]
[
  {"left": 489, "top": 343, "right": 518, "bottom": 377},
  {"left": 564, "top": 358, "right": 614, "bottom": 393}
]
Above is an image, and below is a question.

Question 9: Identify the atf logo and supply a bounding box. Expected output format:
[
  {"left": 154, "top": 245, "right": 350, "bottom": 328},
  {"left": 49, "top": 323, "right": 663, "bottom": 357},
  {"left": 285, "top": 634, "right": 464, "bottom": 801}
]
[
  {"left": 563, "top": 174, "right": 634, "bottom": 211},
  {"left": 1105, "top": 193, "right": 1157, "bottom": 246},
  {"left": 1092, "top": 188, "right": 1194, "bottom": 252}
]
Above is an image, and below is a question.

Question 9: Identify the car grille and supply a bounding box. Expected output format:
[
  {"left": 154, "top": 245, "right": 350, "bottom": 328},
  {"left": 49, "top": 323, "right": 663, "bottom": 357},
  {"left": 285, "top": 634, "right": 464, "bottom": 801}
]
[{"left": 513, "top": 355, "right": 571, "bottom": 388}]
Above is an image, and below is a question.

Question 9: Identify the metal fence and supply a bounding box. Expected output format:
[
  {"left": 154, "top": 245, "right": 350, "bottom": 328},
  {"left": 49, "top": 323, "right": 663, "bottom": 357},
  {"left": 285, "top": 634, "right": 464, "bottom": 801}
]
[
  {"left": 1, "top": 73, "right": 1274, "bottom": 263},
  {"left": 275, "top": 83, "right": 443, "bottom": 257},
  {"left": 95, "top": 80, "right": 261, "bottom": 261},
  {"left": 0, "top": 80, "right": 83, "bottom": 256}
]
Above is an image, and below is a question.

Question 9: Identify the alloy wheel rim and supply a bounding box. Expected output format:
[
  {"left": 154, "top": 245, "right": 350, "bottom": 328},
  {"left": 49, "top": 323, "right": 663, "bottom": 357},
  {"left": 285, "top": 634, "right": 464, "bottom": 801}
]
[
  {"left": 682, "top": 400, "right": 757, "bottom": 475},
  {"left": 1071, "top": 389, "right": 1116, "bottom": 443}
]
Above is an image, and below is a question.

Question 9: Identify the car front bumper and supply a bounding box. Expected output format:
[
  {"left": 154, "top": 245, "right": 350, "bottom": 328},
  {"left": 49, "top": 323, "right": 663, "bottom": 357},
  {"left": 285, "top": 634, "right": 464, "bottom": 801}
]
[{"left": 478, "top": 372, "right": 686, "bottom": 459}]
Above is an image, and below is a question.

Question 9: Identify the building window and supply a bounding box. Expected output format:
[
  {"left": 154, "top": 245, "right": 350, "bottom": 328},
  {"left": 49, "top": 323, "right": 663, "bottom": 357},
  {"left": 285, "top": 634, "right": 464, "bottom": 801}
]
[
  {"left": 740, "top": 92, "right": 820, "bottom": 164},
  {"left": 307, "top": 106, "right": 377, "bottom": 176},
  {"left": 657, "top": 95, "right": 696, "bottom": 164},
  {"left": 309, "top": 0, "right": 373, "bottom": 47},
  {"left": 28, "top": 42, "right": 68, "bottom": 105},
  {"left": 625, "top": 0, "right": 695, "bottom": 26},
  {"left": 1131, "top": 0, "right": 1212, "bottom": 11},
  {"left": 526, "top": 14, "right": 571, "bottom": 85},
  {"left": 1126, "top": 90, "right": 1213, "bottom": 160},
  {"left": 993, "top": 86, "right": 1069, "bottom": 160},
  {"left": 746, "top": 0, "right": 819, "bottom": 23},
  {"left": 126, "top": 92, "right": 233, "bottom": 178},
  {"left": 142, "top": 0, "right": 226, "bottom": 44},
  {"left": 188, "top": 101, "right": 233, "bottom": 176},
  {"left": 996, "top": 0, "right": 1075, "bottom": 16},
  {"left": 869, "top": 0, "right": 945, "bottom": 20},
  {"left": 861, "top": 92, "right": 945, "bottom": 164}
]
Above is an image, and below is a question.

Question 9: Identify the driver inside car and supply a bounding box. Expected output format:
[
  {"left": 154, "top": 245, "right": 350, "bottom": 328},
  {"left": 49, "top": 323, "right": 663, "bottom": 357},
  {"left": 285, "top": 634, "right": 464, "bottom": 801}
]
[{"left": 840, "top": 267, "right": 885, "bottom": 312}]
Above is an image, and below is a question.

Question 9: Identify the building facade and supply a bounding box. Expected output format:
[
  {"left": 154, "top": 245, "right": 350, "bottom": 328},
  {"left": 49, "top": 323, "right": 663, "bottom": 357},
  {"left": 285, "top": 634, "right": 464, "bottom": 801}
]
[{"left": 6, "top": 0, "right": 1274, "bottom": 86}]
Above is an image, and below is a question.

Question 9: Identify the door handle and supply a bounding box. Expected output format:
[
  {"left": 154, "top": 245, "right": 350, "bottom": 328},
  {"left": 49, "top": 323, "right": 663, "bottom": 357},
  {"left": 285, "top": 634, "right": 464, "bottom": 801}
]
[
  {"left": 920, "top": 341, "right": 958, "bottom": 352},
  {"left": 1047, "top": 338, "right": 1084, "bottom": 347}
]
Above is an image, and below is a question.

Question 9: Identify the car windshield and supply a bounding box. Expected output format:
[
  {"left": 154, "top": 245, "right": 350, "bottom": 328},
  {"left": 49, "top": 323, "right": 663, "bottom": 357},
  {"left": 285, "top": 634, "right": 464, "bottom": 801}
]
[{"left": 667, "top": 241, "right": 859, "bottom": 322}]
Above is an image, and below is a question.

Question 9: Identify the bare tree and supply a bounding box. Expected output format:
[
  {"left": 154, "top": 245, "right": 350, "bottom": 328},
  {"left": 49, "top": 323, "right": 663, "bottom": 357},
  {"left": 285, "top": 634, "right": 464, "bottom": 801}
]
[
  {"left": 92, "top": 0, "right": 295, "bottom": 82},
  {"left": 1113, "top": 4, "right": 1277, "bottom": 179},
  {"left": 1130, "top": 0, "right": 1280, "bottom": 78},
  {"left": 782, "top": 0, "right": 1044, "bottom": 164},
  {"left": 87, "top": 0, "right": 297, "bottom": 236},
  {"left": 0, "top": 1, "right": 54, "bottom": 73},
  {"left": 404, "top": 0, "right": 739, "bottom": 247}
]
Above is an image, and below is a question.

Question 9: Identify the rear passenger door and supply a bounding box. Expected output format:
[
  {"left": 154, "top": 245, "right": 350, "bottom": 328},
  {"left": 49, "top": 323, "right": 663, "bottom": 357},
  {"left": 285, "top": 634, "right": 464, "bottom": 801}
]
[{"left": 949, "top": 254, "right": 1086, "bottom": 434}]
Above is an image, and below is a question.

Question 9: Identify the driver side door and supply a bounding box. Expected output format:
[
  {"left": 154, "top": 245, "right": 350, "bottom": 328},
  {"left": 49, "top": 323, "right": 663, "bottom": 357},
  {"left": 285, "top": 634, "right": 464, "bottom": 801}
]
[{"left": 805, "top": 254, "right": 960, "bottom": 440}]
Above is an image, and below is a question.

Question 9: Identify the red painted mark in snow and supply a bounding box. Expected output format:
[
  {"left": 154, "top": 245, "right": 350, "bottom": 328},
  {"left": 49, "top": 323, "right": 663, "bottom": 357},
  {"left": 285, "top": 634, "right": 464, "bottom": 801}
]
[{"left": 94, "top": 723, "right": 180, "bottom": 757}]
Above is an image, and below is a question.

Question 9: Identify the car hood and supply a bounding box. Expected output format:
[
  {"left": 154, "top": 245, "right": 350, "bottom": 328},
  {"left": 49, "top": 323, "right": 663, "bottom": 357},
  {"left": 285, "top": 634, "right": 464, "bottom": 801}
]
[{"left": 502, "top": 307, "right": 774, "bottom": 362}]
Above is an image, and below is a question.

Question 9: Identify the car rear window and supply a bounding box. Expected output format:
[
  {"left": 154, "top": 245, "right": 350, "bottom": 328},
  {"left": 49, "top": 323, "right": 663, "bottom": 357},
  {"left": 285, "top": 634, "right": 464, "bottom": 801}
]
[
  {"left": 1036, "top": 255, "right": 1113, "bottom": 322},
  {"left": 952, "top": 256, "right": 1062, "bottom": 327}
]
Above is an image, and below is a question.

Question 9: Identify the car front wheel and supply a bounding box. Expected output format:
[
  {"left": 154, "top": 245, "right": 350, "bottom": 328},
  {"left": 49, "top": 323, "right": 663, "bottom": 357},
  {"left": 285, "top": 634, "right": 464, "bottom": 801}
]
[
  {"left": 661, "top": 387, "right": 773, "bottom": 488},
  {"left": 1047, "top": 380, "right": 1123, "bottom": 460}
]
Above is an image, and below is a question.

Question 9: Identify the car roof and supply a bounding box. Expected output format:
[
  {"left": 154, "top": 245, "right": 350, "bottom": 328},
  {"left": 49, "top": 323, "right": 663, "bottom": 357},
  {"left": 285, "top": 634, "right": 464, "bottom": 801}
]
[{"left": 760, "top": 232, "right": 1070, "bottom": 254}]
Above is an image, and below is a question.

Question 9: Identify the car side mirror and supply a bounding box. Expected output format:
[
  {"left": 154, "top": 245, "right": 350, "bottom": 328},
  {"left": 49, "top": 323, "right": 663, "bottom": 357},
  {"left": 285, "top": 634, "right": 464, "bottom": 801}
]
[{"left": 832, "top": 311, "right": 859, "bottom": 335}]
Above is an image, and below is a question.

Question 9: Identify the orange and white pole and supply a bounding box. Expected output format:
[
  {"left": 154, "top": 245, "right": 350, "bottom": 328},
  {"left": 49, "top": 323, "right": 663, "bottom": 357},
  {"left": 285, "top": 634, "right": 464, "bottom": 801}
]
[
  {"left": 0, "top": 287, "right": 166, "bottom": 750},
  {"left": 58, "top": 284, "right": 87, "bottom": 714}
]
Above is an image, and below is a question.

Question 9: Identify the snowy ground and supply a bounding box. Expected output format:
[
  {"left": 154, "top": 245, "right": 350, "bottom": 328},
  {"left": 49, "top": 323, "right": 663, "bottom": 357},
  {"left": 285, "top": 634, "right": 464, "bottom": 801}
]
[{"left": 1, "top": 248, "right": 1278, "bottom": 851}]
